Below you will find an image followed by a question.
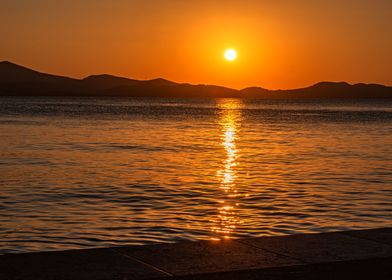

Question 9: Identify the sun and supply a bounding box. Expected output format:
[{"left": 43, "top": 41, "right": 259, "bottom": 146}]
[{"left": 224, "top": 49, "right": 237, "bottom": 61}]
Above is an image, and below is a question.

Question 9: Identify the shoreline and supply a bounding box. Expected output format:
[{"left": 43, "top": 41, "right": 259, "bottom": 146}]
[{"left": 1, "top": 227, "right": 391, "bottom": 279}]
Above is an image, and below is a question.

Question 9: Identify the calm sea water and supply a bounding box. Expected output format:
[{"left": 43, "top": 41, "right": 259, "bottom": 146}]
[{"left": 1, "top": 97, "right": 391, "bottom": 254}]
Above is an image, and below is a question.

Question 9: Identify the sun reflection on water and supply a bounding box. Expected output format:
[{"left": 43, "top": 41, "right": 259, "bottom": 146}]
[{"left": 211, "top": 99, "right": 243, "bottom": 240}]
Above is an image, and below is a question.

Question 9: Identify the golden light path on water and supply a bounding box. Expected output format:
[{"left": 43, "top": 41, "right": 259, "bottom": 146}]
[
  {"left": 211, "top": 99, "right": 244, "bottom": 240},
  {"left": 1, "top": 98, "right": 392, "bottom": 254}
]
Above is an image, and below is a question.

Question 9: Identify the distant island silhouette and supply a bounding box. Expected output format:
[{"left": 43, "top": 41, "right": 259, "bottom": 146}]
[{"left": 1, "top": 61, "right": 391, "bottom": 99}]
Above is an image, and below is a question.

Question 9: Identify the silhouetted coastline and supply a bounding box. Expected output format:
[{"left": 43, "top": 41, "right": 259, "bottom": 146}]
[{"left": 1, "top": 61, "right": 391, "bottom": 99}]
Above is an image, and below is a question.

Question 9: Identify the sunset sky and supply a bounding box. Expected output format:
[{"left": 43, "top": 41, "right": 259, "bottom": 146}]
[{"left": 1, "top": 0, "right": 391, "bottom": 89}]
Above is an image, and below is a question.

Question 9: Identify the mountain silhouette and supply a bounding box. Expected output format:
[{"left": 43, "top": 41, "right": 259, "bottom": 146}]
[{"left": 1, "top": 61, "right": 391, "bottom": 98}]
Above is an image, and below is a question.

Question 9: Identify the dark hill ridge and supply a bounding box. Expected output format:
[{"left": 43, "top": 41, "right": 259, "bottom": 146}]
[
  {"left": 1, "top": 61, "right": 391, "bottom": 98},
  {"left": 0, "top": 61, "right": 76, "bottom": 84}
]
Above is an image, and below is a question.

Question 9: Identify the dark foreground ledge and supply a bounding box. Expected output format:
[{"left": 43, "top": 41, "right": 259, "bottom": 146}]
[{"left": 1, "top": 228, "right": 392, "bottom": 280}]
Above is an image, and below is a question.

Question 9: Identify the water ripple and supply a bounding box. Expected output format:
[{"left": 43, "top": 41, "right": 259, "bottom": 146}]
[{"left": 1, "top": 97, "right": 391, "bottom": 254}]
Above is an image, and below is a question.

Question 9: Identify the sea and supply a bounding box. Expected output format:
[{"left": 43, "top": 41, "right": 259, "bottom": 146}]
[{"left": 1, "top": 97, "right": 391, "bottom": 254}]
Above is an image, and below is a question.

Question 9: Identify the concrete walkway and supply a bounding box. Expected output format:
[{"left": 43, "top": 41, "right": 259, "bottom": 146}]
[{"left": 1, "top": 228, "right": 391, "bottom": 279}]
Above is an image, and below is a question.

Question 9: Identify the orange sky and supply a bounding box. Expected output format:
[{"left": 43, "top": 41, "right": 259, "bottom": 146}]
[{"left": 1, "top": 0, "right": 391, "bottom": 89}]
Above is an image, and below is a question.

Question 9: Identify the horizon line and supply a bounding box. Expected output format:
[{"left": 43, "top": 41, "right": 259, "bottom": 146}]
[{"left": 1, "top": 60, "right": 391, "bottom": 92}]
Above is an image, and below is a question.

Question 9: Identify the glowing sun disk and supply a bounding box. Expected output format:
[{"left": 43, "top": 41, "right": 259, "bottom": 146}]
[{"left": 224, "top": 49, "right": 237, "bottom": 61}]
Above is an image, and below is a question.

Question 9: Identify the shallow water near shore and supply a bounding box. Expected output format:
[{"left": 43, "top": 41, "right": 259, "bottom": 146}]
[{"left": 1, "top": 97, "right": 391, "bottom": 254}]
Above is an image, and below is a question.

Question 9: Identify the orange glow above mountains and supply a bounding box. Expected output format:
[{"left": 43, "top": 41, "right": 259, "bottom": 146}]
[{"left": 0, "top": 1, "right": 391, "bottom": 89}]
